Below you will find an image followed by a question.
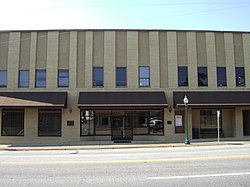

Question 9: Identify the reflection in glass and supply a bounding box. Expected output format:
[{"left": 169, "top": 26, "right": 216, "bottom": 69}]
[
  {"left": 58, "top": 69, "right": 69, "bottom": 87},
  {"left": 116, "top": 67, "right": 127, "bottom": 87},
  {"left": 198, "top": 67, "right": 208, "bottom": 86},
  {"left": 235, "top": 67, "right": 245, "bottom": 87},
  {"left": 35, "top": 70, "right": 46, "bottom": 88},
  {"left": 178, "top": 66, "right": 188, "bottom": 86},
  {"left": 19, "top": 70, "right": 29, "bottom": 88},
  {"left": 139, "top": 66, "right": 150, "bottom": 87},
  {"left": 217, "top": 67, "right": 227, "bottom": 87},
  {"left": 93, "top": 67, "right": 104, "bottom": 87}
]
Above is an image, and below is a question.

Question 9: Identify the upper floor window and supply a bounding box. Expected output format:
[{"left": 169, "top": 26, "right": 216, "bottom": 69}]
[
  {"left": 116, "top": 67, "right": 127, "bottom": 87},
  {"left": 19, "top": 70, "right": 29, "bottom": 88},
  {"left": 235, "top": 67, "right": 245, "bottom": 87},
  {"left": 0, "top": 70, "right": 7, "bottom": 88},
  {"left": 35, "top": 70, "right": 46, "bottom": 88},
  {"left": 58, "top": 69, "right": 69, "bottom": 88},
  {"left": 198, "top": 67, "right": 208, "bottom": 87},
  {"left": 93, "top": 67, "right": 104, "bottom": 87},
  {"left": 178, "top": 66, "right": 188, "bottom": 87},
  {"left": 139, "top": 66, "right": 150, "bottom": 87},
  {"left": 217, "top": 67, "right": 227, "bottom": 87}
]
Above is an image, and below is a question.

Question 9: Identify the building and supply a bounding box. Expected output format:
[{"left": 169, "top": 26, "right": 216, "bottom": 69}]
[{"left": 0, "top": 29, "right": 250, "bottom": 144}]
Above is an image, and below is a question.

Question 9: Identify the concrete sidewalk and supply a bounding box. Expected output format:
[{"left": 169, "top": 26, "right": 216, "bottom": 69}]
[{"left": 0, "top": 140, "right": 249, "bottom": 151}]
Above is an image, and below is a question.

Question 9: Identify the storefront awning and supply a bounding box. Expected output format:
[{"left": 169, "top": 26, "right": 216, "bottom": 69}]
[
  {"left": 174, "top": 91, "right": 250, "bottom": 107},
  {"left": 0, "top": 92, "right": 67, "bottom": 108},
  {"left": 78, "top": 92, "right": 168, "bottom": 109}
]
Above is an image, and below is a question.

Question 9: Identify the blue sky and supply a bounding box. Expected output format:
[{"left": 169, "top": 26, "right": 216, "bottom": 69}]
[{"left": 1, "top": 0, "right": 250, "bottom": 31}]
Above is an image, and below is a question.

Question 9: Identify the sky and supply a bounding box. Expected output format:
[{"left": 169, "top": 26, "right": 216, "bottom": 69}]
[{"left": 0, "top": 0, "right": 250, "bottom": 31}]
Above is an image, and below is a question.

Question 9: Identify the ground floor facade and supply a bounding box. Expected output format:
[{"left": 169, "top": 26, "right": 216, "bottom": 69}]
[{"left": 0, "top": 91, "right": 250, "bottom": 144}]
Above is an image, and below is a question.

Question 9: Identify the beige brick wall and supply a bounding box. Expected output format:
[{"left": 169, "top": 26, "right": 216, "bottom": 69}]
[
  {"left": 127, "top": 31, "right": 138, "bottom": 89},
  {"left": 104, "top": 31, "right": 115, "bottom": 89},
  {"left": 206, "top": 32, "right": 217, "bottom": 88},
  {"left": 7, "top": 32, "right": 20, "bottom": 89},
  {"left": 167, "top": 31, "right": 178, "bottom": 89},
  {"left": 46, "top": 31, "right": 59, "bottom": 89},
  {"left": 224, "top": 33, "right": 236, "bottom": 88}
]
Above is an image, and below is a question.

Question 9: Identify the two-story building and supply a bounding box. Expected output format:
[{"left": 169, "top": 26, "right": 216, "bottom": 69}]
[{"left": 0, "top": 30, "right": 250, "bottom": 143}]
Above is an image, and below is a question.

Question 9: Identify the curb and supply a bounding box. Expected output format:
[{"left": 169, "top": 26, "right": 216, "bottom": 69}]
[{"left": 0, "top": 141, "right": 243, "bottom": 151}]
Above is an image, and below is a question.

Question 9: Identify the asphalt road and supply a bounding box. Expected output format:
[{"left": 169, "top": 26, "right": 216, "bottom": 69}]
[{"left": 0, "top": 144, "right": 250, "bottom": 187}]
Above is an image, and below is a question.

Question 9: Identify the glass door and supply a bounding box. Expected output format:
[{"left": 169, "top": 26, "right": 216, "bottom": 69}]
[{"left": 111, "top": 116, "right": 132, "bottom": 141}]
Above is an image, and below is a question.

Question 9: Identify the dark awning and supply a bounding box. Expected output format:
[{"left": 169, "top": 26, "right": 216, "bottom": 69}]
[
  {"left": 78, "top": 92, "right": 168, "bottom": 109},
  {"left": 0, "top": 92, "right": 67, "bottom": 108},
  {"left": 174, "top": 91, "right": 250, "bottom": 107}
]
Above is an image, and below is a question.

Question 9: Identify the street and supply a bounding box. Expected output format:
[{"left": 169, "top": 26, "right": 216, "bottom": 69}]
[{"left": 0, "top": 144, "right": 250, "bottom": 187}]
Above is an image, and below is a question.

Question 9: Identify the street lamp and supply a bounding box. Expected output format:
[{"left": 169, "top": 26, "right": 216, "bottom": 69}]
[{"left": 183, "top": 95, "right": 190, "bottom": 144}]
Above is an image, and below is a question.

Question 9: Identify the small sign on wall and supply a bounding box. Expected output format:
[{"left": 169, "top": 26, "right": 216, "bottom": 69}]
[
  {"left": 175, "top": 115, "right": 183, "bottom": 127},
  {"left": 67, "top": 120, "right": 74, "bottom": 126}
]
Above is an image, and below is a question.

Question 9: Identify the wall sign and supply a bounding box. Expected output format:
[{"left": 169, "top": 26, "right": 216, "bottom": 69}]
[
  {"left": 175, "top": 115, "right": 183, "bottom": 127},
  {"left": 67, "top": 120, "right": 74, "bottom": 126}
]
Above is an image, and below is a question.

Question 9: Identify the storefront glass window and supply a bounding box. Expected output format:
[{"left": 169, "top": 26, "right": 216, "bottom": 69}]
[
  {"left": 38, "top": 110, "right": 61, "bottom": 136},
  {"left": 80, "top": 110, "right": 94, "bottom": 136},
  {"left": 1, "top": 109, "right": 24, "bottom": 136},
  {"left": 80, "top": 110, "right": 164, "bottom": 136},
  {"left": 200, "top": 110, "right": 220, "bottom": 128}
]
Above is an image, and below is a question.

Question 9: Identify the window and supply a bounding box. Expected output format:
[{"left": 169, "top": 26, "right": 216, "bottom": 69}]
[
  {"left": 200, "top": 110, "right": 221, "bottom": 129},
  {"left": 58, "top": 69, "right": 69, "bottom": 87},
  {"left": 116, "top": 67, "right": 127, "bottom": 87},
  {"left": 80, "top": 110, "right": 94, "bottom": 136},
  {"left": 178, "top": 66, "right": 188, "bottom": 87},
  {"left": 19, "top": 70, "right": 29, "bottom": 88},
  {"left": 217, "top": 67, "right": 227, "bottom": 87},
  {"left": 38, "top": 110, "right": 61, "bottom": 136},
  {"left": 198, "top": 67, "right": 208, "bottom": 86},
  {"left": 93, "top": 67, "right": 104, "bottom": 87},
  {"left": 139, "top": 66, "right": 150, "bottom": 87},
  {"left": 1, "top": 110, "right": 24, "bottom": 136},
  {"left": 80, "top": 110, "right": 164, "bottom": 136},
  {"left": 0, "top": 70, "right": 7, "bottom": 88},
  {"left": 235, "top": 67, "right": 245, "bottom": 87},
  {"left": 35, "top": 70, "right": 46, "bottom": 88},
  {"left": 175, "top": 112, "right": 185, "bottom": 133}
]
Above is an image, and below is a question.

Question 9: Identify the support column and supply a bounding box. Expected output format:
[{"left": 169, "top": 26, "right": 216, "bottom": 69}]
[{"left": 7, "top": 32, "right": 20, "bottom": 89}]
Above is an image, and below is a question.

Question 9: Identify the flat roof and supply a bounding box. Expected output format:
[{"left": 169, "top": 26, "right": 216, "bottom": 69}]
[{"left": 0, "top": 29, "right": 249, "bottom": 34}]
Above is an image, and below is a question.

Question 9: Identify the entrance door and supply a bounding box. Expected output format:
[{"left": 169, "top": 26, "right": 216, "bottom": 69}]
[
  {"left": 243, "top": 110, "right": 250, "bottom": 136},
  {"left": 111, "top": 116, "right": 132, "bottom": 141}
]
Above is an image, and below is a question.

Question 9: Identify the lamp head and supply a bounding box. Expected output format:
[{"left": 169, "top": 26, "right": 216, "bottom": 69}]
[{"left": 183, "top": 95, "right": 189, "bottom": 104}]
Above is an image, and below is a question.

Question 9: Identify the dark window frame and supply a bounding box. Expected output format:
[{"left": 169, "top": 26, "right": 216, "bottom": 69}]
[
  {"left": 116, "top": 67, "right": 127, "bottom": 87},
  {"left": 139, "top": 66, "right": 150, "bottom": 87},
  {"left": 58, "top": 69, "right": 69, "bottom": 88},
  {"left": 198, "top": 67, "right": 208, "bottom": 87},
  {"left": 235, "top": 67, "right": 245, "bottom": 87},
  {"left": 0, "top": 70, "right": 7, "bottom": 88},
  {"left": 38, "top": 109, "right": 62, "bottom": 137},
  {"left": 1, "top": 109, "right": 24, "bottom": 136},
  {"left": 35, "top": 69, "right": 46, "bottom": 88},
  {"left": 18, "top": 70, "right": 29, "bottom": 88},
  {"left": 178, "top": 66, "right": 188, "bottom": 87},
  {"left": 93, "top": 67, "right": 104, "bottom": 87},
  {"left": 217, "top": 67, "right": 227, "bottom": 87}
]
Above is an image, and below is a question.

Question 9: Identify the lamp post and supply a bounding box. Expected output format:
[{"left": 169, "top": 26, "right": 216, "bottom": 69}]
[{"left": 183, "top": 95, "right": 190, "bottom": 144}]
